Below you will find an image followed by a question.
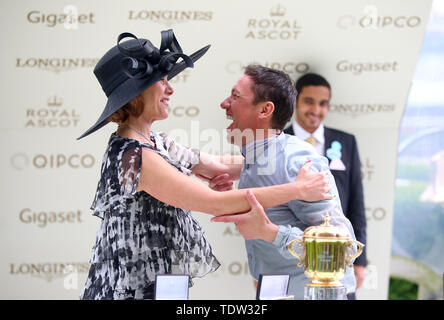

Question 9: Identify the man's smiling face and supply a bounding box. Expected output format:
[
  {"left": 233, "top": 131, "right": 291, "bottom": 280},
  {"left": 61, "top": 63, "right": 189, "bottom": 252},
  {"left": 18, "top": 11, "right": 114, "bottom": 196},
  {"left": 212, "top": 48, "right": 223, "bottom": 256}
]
[{"left": 220, "top": 75, "right": 261, "bottom": 145}]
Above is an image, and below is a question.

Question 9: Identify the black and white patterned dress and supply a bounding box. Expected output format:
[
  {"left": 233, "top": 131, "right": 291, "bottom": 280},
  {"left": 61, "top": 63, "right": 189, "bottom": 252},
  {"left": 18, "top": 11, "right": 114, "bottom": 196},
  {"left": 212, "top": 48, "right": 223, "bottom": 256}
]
[{"left": 80, "top": 132, "right": 220, "bottom": 300}]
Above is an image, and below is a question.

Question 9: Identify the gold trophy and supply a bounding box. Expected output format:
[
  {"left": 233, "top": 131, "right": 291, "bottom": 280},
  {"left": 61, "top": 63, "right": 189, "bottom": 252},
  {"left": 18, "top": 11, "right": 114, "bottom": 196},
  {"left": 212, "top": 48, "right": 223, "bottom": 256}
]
[{"left": 287, "top": 213, "right": 364, "bottom": 300}]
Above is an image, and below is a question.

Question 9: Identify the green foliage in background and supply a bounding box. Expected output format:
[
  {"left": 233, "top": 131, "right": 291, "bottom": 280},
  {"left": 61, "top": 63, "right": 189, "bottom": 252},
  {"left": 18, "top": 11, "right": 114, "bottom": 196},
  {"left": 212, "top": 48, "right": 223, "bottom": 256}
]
[{"left": 389, "top": 277, "right": 418, "bottom": 300}]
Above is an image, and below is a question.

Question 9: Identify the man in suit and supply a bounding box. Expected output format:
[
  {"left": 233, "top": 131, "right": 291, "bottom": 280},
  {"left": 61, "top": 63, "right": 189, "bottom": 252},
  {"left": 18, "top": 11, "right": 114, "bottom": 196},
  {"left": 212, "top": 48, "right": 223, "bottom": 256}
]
[{"left": 284, "top": 73, "right": 367, "bottom": 297}]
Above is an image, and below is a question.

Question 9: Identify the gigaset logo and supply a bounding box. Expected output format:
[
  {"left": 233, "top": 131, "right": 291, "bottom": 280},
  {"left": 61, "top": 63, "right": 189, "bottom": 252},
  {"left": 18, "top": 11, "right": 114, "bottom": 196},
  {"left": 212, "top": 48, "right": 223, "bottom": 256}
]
[
  {"left": 25, "top": 95, "right": 80, "bottom": 128},
  {"left": 26, "top": 9, "right": 95, "bottom": 27},
  {"left": 10, "top": 153, "right": 95, "bottom": 170},
  {"left": 245, "top": 4, "right": 302, "bottom": 40},
  {"left": 19, "top": 208, "right": 83, "bottom": 228},
  {"left": 336, "top": 60, "right": 398, "bottom": 75}
]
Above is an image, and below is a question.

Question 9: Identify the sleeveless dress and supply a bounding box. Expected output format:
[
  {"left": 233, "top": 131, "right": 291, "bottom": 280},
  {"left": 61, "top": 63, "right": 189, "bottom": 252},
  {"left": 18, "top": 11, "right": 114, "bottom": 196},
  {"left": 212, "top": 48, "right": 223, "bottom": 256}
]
[{"left": 80, "top": 132, "right": 220, "bottom": 300}]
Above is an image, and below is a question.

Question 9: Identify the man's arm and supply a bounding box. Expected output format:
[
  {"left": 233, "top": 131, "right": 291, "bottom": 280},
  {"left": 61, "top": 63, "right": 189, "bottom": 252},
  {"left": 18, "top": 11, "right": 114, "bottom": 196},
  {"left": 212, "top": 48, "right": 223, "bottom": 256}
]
[{"left": 192, "top": 152, "right": 244, "bottom": 181}]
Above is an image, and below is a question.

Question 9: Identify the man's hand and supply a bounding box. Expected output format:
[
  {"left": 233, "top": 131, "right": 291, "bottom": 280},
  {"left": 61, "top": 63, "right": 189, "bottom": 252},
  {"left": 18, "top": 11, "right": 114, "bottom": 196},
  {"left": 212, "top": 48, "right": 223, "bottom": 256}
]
[
  {"left": 295, "top": 161, "right": 335, "bottom": 202},
  {"left": 211, "top": 190, "right": 279, "bottom": 242},
  {"left": 196, "top": 173, "right": 235, "bottom": 192}
]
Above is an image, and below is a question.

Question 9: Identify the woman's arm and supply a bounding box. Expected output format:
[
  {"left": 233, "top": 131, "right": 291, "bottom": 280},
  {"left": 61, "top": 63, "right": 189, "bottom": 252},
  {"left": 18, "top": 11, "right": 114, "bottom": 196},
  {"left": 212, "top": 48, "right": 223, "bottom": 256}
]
[
  {"left": 138, "top": 149, "right": 331, "bottom": 216},
  {"left": 192, "top": 152, "right": 244, "bottom": 181}
]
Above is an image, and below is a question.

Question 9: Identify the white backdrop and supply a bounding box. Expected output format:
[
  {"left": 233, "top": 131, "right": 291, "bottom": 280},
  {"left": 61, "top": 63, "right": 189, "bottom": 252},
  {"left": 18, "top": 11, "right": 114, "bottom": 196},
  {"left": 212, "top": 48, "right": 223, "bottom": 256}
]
[{"left": 0, "top": 0, "right": 432, "bottom": 299}]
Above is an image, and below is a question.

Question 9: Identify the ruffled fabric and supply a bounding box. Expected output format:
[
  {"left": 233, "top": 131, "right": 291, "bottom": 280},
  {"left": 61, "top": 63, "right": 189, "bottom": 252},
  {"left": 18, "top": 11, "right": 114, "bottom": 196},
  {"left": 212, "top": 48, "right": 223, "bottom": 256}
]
[{"left": 81, "top": 133, "right": 219, "bottom": 300}]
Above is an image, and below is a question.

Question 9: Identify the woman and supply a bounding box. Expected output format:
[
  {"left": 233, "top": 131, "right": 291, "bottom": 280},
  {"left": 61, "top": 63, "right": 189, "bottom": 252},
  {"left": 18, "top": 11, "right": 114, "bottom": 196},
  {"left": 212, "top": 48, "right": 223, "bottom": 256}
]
[{"left": 78, "top": 30, "right": 332, "bottom": 300}]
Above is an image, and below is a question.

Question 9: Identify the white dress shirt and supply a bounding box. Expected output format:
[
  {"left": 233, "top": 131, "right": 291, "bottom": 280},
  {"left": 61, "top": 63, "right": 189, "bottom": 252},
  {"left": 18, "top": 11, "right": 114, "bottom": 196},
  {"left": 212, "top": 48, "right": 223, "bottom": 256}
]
[{"left": 292, "top": 120, "right": 325, "bottom": 156}]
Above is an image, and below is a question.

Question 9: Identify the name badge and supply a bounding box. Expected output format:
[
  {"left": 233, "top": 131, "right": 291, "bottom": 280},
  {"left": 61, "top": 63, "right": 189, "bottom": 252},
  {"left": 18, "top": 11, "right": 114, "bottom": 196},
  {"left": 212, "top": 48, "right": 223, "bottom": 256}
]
[{"left": 326, "top": 141, "right": 346, "bottom": 171}]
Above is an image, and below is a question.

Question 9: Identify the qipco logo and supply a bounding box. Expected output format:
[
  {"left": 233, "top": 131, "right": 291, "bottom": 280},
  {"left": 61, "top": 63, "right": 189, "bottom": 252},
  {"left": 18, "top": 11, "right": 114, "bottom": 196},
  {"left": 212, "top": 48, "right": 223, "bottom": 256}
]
[
  {"left": 168, "top": 106, "right": 200, "bottom": 118},
  {"left": 338, "top": 10, "right": 421, "bottom": 30},
  {"left": 226, "top": 61, "right": 309, "bottom": 75},
  {"left": 10, "top": 153, "right": 95, "bottom": 170},
  {"left": 359, "top": 15, "right": 421, "bottom": 29}
]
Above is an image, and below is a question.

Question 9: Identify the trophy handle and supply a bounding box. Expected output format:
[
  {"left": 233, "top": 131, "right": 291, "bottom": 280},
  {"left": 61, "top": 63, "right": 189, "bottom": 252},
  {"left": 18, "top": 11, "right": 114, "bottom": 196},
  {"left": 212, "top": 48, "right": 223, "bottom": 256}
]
[
  {"left": 346, "top": 240, "right": 364, "bottom": 267},
  {"left": 287, "top": 239, "right": 305, "bottom": 267}
]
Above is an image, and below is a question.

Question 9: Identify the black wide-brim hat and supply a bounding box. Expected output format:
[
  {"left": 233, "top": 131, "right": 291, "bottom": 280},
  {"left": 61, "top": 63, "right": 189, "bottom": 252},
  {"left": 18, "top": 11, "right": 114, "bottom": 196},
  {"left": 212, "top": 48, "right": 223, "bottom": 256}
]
[{"left": 77, "top": 30, "right": 210, "bottom": 139}]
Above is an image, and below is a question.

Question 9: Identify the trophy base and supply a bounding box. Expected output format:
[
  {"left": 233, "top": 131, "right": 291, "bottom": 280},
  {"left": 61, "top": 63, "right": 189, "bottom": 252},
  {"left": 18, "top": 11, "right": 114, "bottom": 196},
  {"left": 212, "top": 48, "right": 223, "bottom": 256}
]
[{"left": 304, "top": 285, "right": 347, "bottom": 300}]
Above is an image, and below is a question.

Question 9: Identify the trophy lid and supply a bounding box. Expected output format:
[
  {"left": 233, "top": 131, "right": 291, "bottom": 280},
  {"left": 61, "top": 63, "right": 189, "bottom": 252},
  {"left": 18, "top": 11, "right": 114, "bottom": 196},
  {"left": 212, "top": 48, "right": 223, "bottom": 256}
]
[{"left": 304, "top": 213, "right": 350, "bottom": 239}]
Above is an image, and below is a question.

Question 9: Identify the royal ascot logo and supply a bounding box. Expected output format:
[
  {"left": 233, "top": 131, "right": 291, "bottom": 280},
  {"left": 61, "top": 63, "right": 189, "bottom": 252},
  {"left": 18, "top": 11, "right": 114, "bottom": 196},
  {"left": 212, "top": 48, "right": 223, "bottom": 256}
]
[
  {"left": 245, "top": 4, "right": 301, "bottom": 40},
  {"left": 329, "top": 103, "right": 396, "bottom": 118},
  {"left": 9, "top": 262, "right": 89, "bottom": 282},
  {"left": 25, "top": 95, "right": 80, "bottom": 128},
  {"left": 222, "top": 225, "right": 241, "bottom": 237},
  {"left": 19, "top": 208, "right": 83, "bottom": 228},
  {"left": 168, "top": 69, "right": 191, "bottom": 84},
  {"left": 361, "top": 157, "right": 375, "bottom": 182},
  {"left": 338, "top": 5, "right": 421, "bottom": 30},
  {"left": 10, "top": 153, "right": 95, "bottom": 170},
  {"left": 128, "top": 9, "right": 213, "bottom": 26},
  {"left": 15, "top": 57, "right": 99, "bottom": 74},
  {"left": 226, "top": 60, "right": 309, "bottom": 75},
  {"left": 26, "top": 9, "right": 95, "bottom": 28}
]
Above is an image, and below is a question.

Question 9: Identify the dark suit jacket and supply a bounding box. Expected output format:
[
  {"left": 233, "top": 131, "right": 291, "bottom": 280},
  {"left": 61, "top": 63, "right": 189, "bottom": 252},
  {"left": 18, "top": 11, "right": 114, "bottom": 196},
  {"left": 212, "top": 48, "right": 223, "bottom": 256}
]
[{"left": 284, "top": 125, "right": 367, "bottom": 266}]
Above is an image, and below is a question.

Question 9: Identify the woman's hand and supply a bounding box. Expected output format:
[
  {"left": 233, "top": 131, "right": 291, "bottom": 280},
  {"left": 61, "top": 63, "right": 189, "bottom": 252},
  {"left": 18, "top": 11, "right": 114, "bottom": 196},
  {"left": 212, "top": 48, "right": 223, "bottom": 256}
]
[{"left": 295, "top": 161, "right": 335, "bottom": 202}]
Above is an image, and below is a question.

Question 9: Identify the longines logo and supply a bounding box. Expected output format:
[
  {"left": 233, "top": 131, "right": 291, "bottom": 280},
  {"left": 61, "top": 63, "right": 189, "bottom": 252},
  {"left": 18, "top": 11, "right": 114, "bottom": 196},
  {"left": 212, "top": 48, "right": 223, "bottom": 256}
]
[
  {"left": 19, "top": 208, "right": 83, "bottom": 228},
  {"left": 338, "top": 6, "right": 421, "bottom": 30},
  {"left": 16, "top": 58, "right": 99, "bottom": 74},
  {"left": 226, "top": 60, "right": 309, "bottom": 75},
  {"left": 329, "top": 103, "right": 396, "bottom": 118},
  {"left": 9, "top": 262, "right": 89, "bottom": 282},
  {"left": 25, "top": 95, "right": 80, "bottom": 128},
  {"left": 10, "top": 153, "right": 95, "bottom": 170},
  {"left": 128, "top": 9, "right": 213, "bottom": 26},
  {"left": 245, "top": 4, "right": 301, "bottom": 40},
  {"left": 26, "top": 10, "right": 95, "bottom": 28}
]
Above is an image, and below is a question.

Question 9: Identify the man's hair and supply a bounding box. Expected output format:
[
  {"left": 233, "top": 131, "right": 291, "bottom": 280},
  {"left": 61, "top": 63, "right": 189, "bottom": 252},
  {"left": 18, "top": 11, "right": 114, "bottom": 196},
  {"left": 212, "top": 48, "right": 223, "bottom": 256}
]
[
  {"left": 244, "top": 64, "right": 296, "bottom": 130},
  {"left": 295, "top": 73, "right": 331, "bottom": 98}
]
